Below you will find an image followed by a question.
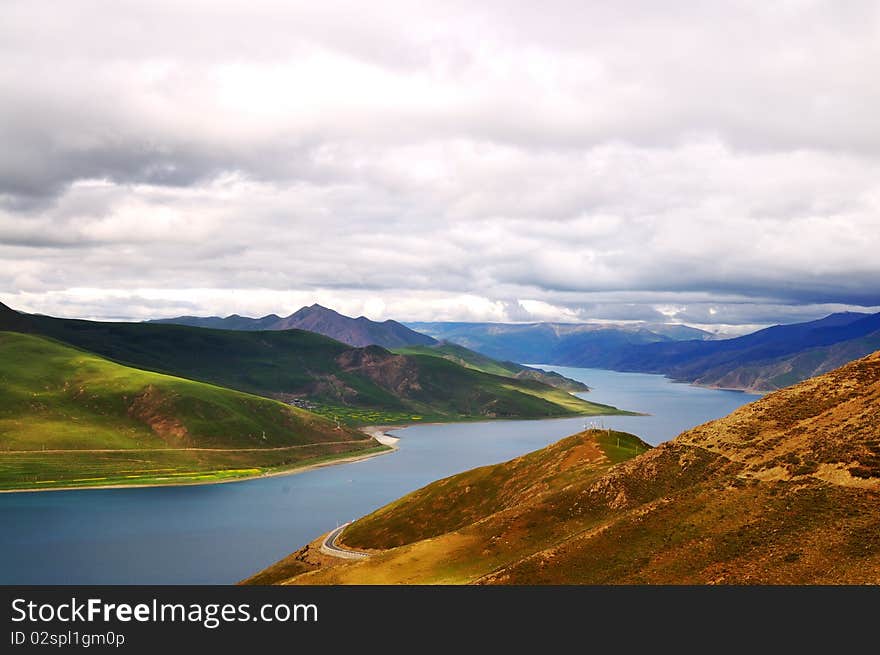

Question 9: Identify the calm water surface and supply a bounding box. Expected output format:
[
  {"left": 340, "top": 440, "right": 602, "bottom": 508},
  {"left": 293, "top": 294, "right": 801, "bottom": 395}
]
[{"left": 0, "top": 367, "right": 759, "bottom": 584}]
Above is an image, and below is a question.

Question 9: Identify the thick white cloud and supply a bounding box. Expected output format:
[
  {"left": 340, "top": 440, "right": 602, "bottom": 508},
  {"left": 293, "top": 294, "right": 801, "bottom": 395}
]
[{"left": 1, "top": 1, "right": 879, "bottom": 326}]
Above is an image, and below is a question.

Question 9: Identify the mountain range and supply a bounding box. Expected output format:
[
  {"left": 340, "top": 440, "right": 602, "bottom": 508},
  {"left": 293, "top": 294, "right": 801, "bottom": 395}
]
[
  {"left": 247, "top": 348, "right": 880, "bottom": 584},
  {"left": 577, "top": 311, "right": 880, "bottom": 391},
  {"left": 151, "top": 303, "right": 437, "bottom": 349},
  {"left": 151, "top": 304, "right": 588, "bottom": 392},
  {"left": 28, "top": 300, "right": 880, "bottom": 395},
  {"left": 407, "top": 320, "right": 712, "bottom": 364},
  {"left": 0, "top": 299, "right": 634, "bottom": 491},
  {"left": 410, "top": 312, "right": 880, "bottom": 392},
  {"left": 0, "top": 301, "right": 620, "bottom": 428}
]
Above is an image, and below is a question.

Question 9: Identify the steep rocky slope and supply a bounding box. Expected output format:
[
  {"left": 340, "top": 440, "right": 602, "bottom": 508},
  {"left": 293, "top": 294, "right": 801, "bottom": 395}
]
[{"left": 249, "top": 351, "right": 880, "bottom": 584}]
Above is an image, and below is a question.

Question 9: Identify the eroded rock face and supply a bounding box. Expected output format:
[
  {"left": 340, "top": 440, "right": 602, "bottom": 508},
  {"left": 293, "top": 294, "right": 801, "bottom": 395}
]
[
  {"left": 127, "top": 384, "right": 191, "bottom": 446},
  {"left": 335, "top": 347, "right": 424, "bottom": 396}
]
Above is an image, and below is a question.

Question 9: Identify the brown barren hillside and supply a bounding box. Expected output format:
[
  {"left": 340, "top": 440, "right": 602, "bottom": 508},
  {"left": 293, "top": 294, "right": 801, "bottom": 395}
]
[{"left": 246, "top": 350, "right": 880, "bottom": 585}]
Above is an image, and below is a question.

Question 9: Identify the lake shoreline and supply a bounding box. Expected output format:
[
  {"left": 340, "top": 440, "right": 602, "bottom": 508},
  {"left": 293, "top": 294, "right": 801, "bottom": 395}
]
[
  {"left": 0, "top": 413, "right": 631, "bottom": 495},
  {"left": 0, "top": 440, "right": 398, "bottom": 495},
  {"left": 0, "top": 366, "right": 762, "bottom": 584},
  {"left": 525, "top": 363, "right": 770, "bottom": 396}
]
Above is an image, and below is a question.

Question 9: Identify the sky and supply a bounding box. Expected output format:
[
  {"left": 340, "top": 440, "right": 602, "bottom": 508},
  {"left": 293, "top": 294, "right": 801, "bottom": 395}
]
[{"left": 1, "top": 1, "right": 879, "bottom": 335}]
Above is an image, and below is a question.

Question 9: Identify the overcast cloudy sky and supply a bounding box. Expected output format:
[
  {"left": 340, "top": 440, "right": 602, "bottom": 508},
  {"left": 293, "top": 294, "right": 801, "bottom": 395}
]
[{"left": 2, "top": 1, "right": 879, "bottom": 333}]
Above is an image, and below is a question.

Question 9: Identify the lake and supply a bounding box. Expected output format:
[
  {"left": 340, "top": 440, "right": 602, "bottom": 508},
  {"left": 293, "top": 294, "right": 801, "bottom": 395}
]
[{"left": 0, "top": 367, "right": 760, "bottom": 584}]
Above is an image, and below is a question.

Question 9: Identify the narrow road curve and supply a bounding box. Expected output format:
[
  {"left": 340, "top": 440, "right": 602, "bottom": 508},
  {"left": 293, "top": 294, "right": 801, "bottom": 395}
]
[{"left": 320, "top": 522, "right": 371, "bottom": 560}]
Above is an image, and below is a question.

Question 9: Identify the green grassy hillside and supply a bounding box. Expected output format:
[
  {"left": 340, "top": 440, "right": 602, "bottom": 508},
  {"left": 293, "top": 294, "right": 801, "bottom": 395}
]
[
  {"left": 0, "top": 332, "right": 379, "bottom": 490},
  {"left": 3, "top": 310, "right": 357, "bottom": 398},
  {"left": 393, "top": 342, "right": 589, "bottom": 392},
  {"left": 243, "top": 428, "right": 650, "bottom": 584},
  {"left": 364, "top": 352, "right": 619, "bottom": 419},
  {"left": 340, "top": 429, "right": 649, "bottom": 550},
  {"left": 0, "top": 303, "right": 626, "bottom": 424}
]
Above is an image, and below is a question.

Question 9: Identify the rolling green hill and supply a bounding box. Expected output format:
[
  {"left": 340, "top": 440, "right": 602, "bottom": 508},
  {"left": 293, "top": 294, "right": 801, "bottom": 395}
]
[
  {"left": 0, "top": 302, "right": 626, "bottom": 424},
  {"left": 392, "top": 342, "right": 589, "bottom": 392},
  {"left": 0, "top": 332, "right": 380, "bottom": 490},
  {"left": 249, "top": 350, "right": 880, "bottom": 584}
]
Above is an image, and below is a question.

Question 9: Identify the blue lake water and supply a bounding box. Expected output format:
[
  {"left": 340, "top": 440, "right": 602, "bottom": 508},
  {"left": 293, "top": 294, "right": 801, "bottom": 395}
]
[{"left": 0, "top": 367, "right": 759, "bottom": 584}]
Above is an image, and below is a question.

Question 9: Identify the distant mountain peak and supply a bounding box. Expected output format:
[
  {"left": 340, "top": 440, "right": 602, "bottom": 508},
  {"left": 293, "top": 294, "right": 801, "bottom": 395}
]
[
  {"left": 307, "top": 303, "right": 337, "bottom": 313},
  {"left": 278, "top": 304, "right": 436, "bottom": 348},
  {"left": 287, "top": 303, "right": 342, "bottom": 319},
  {"left": 148, "top": 303, "right": 437, "bottom": 349}
]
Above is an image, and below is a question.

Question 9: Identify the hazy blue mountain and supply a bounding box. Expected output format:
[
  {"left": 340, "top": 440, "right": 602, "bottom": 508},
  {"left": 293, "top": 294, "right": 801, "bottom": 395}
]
[
  {"left": 409, "top": 313, "right": 880, "bottom": 391},
  {"left": 406, "top": 321, "right": 711, "bottom": 364},
  {"left": 599, "top": 312, "right": 880, "bottom": 390}
]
